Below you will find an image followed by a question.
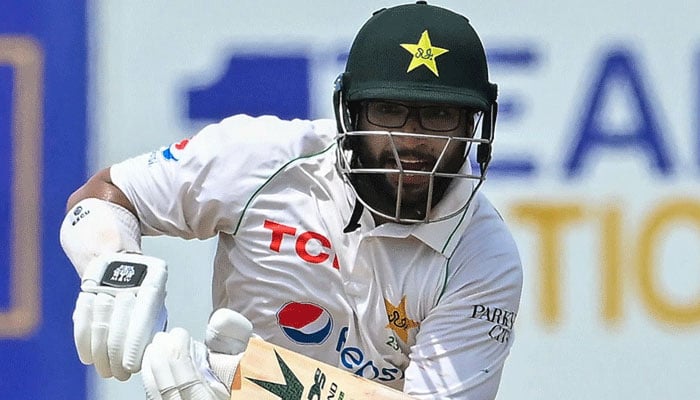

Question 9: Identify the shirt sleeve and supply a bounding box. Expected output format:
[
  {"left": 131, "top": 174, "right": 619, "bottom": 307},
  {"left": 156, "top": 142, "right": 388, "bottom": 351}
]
[
  {"left": 404, "top": 200, "right": 523, "bottom": 399},
  {"left": 110, "top": 115, "right": 336, "bottom": 239}
]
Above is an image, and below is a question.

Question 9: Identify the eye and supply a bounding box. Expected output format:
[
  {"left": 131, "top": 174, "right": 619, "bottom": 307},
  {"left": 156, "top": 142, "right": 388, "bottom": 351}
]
[
  {"left": 422, "top": 106, "right": 458, "bottom": 119},
  {"left": 376, "top": 102, "right": 405, "bottom": 116}
]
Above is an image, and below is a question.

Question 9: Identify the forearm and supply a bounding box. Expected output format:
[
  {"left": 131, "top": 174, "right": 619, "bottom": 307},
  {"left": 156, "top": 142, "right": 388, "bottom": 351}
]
[{"left": 66, "top": 167, "right": 136, "bottom": 214}]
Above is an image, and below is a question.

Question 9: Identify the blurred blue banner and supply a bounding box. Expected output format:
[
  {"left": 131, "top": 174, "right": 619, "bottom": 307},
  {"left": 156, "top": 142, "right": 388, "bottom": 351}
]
[{"left": 1, "top": 1, "right": 87, "bottom": 399}]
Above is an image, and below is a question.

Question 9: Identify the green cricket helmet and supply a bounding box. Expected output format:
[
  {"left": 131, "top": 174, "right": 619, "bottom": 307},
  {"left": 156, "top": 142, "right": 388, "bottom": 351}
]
[{"left": 334, "top": 1, "right": 498, "bottom": 225}]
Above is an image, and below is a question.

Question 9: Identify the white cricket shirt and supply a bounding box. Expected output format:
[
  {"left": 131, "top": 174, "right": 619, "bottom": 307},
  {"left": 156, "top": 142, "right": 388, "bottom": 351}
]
[{"left": 110, "top": 114, "right": 523, "bottom": 399}]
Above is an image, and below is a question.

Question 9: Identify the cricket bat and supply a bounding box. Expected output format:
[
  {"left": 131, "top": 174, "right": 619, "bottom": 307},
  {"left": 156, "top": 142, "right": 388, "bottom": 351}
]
[{"left": 230, "top": 337, "right": 413, "bottom": 400}]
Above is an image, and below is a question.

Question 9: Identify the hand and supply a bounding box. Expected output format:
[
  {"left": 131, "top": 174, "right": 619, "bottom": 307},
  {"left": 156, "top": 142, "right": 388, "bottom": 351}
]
[
  {"left": 141, "top": 309, "right": 253, "bottom": 400},
  {"left": 73, "top": 252, "right": 168, "bottom": 381}
]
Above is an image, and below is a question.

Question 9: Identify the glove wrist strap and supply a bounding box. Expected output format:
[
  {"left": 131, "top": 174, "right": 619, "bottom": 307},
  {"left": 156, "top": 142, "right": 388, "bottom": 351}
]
[{"left": 60, "top": 198, "right": 142, "bottom": 276}]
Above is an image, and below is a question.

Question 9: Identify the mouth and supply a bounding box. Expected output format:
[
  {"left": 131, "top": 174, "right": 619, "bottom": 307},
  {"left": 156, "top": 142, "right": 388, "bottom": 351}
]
[
  {"left": 395, "top": 157, "right": 433, "bottom": 172},
  {"left": 383, "top": 152, "right": 437, "bottom": 188},
  {"left": 383, "top": 151, "right": 436, "bottom": 171}
]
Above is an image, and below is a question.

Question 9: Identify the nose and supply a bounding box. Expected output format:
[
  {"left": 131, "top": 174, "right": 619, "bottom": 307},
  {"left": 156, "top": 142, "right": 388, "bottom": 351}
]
[
  {"left": 401, "top": 111, "right": 422, "bottom": 133},
  {"left": 394, "top": 118, "right": 427, "bottom": 150}
]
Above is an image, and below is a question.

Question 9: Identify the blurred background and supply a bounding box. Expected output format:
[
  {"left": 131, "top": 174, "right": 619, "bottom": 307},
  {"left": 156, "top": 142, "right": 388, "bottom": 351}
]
[{"left": 2, "top": 0, "right": 699, "bottom": 399}]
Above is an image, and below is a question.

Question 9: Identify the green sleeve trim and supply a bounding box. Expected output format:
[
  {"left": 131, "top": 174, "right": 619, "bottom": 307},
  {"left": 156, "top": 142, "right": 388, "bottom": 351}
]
[
  {"left": 440, "top": 207, "right": 469, "bottom": 254},
  {"left": 437, "top": 257, "right": 451, "bottom": 303}
]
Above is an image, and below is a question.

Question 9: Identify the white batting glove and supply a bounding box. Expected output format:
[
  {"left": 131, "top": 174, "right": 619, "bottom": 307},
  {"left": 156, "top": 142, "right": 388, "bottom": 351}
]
[
  {"left": 73, "top": 252, "right": 168, "bottom": 381},
  {"left": 141, "top": 309, "right": 253, "bottom": 400}
]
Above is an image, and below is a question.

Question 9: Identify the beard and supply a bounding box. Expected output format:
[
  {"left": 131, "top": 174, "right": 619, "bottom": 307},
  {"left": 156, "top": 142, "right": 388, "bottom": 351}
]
[{"left": 351, "top": 143, "right": 466, "bottom": 222}]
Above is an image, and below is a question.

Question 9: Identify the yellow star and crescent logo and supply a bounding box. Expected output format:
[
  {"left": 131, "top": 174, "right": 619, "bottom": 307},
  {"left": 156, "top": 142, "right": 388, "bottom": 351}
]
[
  {"left": 384, "top": 296, "right": 420, "bottom": 343},
  {"left": 400, "top": 30, "right": 449, "bottom": 77}
]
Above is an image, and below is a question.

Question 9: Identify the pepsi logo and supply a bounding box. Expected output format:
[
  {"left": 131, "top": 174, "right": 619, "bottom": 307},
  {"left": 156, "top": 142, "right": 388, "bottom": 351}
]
[
  {"left": 277, "top": 302, "right": 333, "bottom": 345},
  {"left": 161, "top": 138, "right": 190, "bottom": 161}
]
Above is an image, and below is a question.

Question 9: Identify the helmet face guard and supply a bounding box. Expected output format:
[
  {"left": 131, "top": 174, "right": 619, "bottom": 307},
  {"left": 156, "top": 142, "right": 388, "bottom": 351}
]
[
  {"left": 333, "top": 2, "right": 498, "bottom": 224},
  {"left": 335, "top": 80, "right": 497, "bottom": 223}
]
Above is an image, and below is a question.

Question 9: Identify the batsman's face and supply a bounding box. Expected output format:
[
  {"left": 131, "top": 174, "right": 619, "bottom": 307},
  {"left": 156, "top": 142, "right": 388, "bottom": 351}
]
[{"left": 356, "top": 100, "right": 474, "bottom": 205}]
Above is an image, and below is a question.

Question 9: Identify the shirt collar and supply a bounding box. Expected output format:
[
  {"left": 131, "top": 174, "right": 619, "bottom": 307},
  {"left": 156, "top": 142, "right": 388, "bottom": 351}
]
[
  {"left": 365, "top": 162, "right": 478, "bottom": 257},
  {"left": 411, "top": 180, "right": 476, "bottom": 256}
]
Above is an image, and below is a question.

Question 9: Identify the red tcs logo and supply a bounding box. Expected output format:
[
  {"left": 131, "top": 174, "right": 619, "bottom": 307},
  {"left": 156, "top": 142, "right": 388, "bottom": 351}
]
[{"left": 263, "top": 219, "right": 341, "bottom": 270}]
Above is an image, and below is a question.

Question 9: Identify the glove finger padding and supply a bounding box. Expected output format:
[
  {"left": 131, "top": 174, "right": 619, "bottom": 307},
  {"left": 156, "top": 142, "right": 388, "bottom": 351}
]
[
  {"left": 108, "top": 291, "right": 137, "bottom": 381},
  {"left": 141, "top": 343, "right": 160, "bottom": 400},
  {"left": 91, "top": 292, "right": 115, "bottom": 378},
  {"left": 205, "top": 309, "right": 253, "bottom": 355},
  {"left": 123, "top": 286, "right": 168, "bottom": 372},
  {"left": 143, "top": 332, "right": 182, "bottom": 400},
  {"left": 73, "top": 291, "right": 95, "bottom": 365}
]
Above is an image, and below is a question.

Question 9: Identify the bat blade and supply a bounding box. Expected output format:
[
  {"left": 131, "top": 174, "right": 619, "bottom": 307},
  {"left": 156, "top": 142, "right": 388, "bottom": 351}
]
[{"left": 230, "top": 337, "right": 413, "bottom": 399}]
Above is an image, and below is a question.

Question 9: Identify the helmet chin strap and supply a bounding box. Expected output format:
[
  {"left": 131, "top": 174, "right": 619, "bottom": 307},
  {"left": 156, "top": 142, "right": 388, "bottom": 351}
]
[{"left": 342, "top": 200, "right": 365, "bottom": 233}]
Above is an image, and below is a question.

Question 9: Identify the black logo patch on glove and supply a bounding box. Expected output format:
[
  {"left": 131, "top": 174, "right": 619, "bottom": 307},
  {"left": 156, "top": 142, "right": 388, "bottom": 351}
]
[{"left": 101, "top": 261, "right": 147, "bottom": 288}]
